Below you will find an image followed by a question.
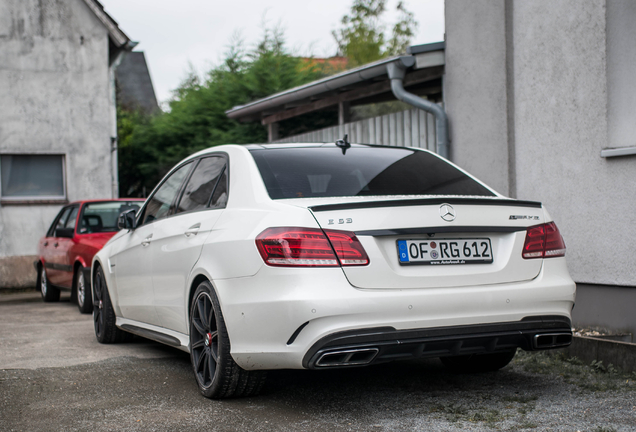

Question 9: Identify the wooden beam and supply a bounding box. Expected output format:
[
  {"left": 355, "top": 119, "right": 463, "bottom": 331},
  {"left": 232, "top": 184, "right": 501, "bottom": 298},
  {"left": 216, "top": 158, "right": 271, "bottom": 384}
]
[{"left": 261, "top": 66, "right": 443, "bottom": 125}]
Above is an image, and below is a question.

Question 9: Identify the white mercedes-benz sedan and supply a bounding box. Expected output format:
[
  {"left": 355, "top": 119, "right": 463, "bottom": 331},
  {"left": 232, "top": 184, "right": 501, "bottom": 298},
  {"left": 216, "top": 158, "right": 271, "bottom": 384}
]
[{"left": 92, "top": 142, "right": 575, "bottom": 399}]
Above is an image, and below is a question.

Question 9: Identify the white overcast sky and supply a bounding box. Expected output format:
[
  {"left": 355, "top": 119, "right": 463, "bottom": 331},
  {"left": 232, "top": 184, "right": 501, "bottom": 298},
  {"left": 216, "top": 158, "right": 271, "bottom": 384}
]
[{"left": 100, "top": 0, "right": 445, "bottom": 106}]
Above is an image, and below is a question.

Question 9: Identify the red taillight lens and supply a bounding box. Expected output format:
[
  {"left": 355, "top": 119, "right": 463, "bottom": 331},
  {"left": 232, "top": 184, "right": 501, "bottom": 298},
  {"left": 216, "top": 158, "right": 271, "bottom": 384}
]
[
  {"left": 255, "top": 227, "right": 369, "bottom": 267},
  {"left": 522, "top": 222, "right": 566, "bottom": 259},
  {"left": 324, "top": 230, "right": 369, "bottom": 266}
]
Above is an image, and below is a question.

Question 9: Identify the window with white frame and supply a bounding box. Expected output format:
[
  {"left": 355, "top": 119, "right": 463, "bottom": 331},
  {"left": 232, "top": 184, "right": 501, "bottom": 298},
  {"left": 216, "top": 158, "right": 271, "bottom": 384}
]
[{"left": 0, "top": 154, "right": 66, "bottom": 201}]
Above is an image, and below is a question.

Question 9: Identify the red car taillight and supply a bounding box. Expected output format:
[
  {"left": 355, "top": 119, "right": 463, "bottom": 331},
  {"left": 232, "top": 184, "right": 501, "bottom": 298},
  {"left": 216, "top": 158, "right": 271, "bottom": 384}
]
[
  {"left": 522, "top": 222, "right": 566, "bottom": 259},
  {"left": 255, "top": 227, "right": 369, "bottom": 267}
]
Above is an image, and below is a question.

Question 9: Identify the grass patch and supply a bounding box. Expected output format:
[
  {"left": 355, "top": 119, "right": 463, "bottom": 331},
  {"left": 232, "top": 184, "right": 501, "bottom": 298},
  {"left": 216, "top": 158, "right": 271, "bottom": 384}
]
[
  {"left": 430, "top": 403, "right": 505, "bottom": 425},
  {"left": 468, "top": 408, "right": 502, "bottom": 425},
  {"left": 513, "top": 350, "right": 636, "bottom": 392},
  {"left": 502, "top": 394, "right": 538, "bottom": 404}
]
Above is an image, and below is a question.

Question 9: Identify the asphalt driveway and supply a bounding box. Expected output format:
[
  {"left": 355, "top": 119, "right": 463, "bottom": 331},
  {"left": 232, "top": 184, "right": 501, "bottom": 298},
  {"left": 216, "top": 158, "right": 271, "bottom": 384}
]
[{"left": 1, "top": 292, "right": 635, "bottom": 431}]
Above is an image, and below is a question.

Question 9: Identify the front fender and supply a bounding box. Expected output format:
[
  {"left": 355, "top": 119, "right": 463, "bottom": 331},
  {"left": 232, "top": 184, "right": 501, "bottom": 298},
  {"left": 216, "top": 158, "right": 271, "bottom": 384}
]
[{"left": 92, "top": 245, "right": 122, "bottom": 317}]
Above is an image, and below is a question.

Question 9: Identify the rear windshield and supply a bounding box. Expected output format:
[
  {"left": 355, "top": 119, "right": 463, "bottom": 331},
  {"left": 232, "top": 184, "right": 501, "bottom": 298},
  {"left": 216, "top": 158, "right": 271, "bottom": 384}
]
[
  {"left": 250, "top": 146, "right": 495, "bottom": 199},
  {"left": 79, "top": 201, "right": 142, "bottom": 233}
]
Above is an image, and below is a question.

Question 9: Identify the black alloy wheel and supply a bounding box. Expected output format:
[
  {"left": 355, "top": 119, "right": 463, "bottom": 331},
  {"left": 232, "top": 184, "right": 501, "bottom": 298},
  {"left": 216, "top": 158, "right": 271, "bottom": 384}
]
[
  {"left": 93, "top": 266, "right": 128, "bottom": 343},
  {"left": 191, "top": 289, "right": 219, "bottom": 390},
  {"left": 189, "top": 281, "right": 266, "bottom": 399}
]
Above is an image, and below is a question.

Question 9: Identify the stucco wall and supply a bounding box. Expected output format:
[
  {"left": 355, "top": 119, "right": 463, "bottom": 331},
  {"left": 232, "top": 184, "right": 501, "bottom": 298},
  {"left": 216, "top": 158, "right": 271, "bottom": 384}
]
[
  {"left": 0, "top": 0, "right": 115, "bottom": 286},
  {"left": 444, "top": 0, "right": 511, "bottom": 196},
  {"left": 445, "top": 0, "right": 636, "bottom": 287},
  {"left": 511, "top": 1, "right": 636, "bottom": 287}
]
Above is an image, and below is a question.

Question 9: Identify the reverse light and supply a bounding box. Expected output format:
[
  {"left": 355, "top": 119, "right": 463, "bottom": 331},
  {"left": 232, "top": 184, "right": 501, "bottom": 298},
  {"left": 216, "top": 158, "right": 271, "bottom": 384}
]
[
  {"left": 522, "top": 222, "right": 566, "bottom": 259},
  {"left": 255, "top": 227, "right": 369, "bottom": 267}
]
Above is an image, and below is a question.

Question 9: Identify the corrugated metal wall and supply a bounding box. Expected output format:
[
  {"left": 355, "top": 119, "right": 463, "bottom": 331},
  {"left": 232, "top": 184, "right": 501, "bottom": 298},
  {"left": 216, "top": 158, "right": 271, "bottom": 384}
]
[{"left": 274, "top": 108, "right": 438, "bottom": 152}]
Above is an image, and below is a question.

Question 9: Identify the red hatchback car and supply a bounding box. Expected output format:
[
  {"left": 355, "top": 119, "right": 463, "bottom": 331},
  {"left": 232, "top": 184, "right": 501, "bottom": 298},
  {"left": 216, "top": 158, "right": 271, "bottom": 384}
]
[{"left": 36, "top": 199, "right": 144, "bottom": 313}]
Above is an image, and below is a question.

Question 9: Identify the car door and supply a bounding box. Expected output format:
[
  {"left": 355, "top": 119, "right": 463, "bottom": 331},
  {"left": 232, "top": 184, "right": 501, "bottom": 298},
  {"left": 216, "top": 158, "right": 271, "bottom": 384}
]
[
  {"left": 56, "top": 205, "right": 79, "bottom": 287},
  {"left": 151, "top": 156, "right": 228, "bottom": 333},
  {"left": 111, "top": 161, "right": 194, "bottom": 326},
  {"left": 47, "top": 205, "right": 78, "bottom": 287},
  {"left": 41, "top": 206, "right": 72, "bottom": 285}
]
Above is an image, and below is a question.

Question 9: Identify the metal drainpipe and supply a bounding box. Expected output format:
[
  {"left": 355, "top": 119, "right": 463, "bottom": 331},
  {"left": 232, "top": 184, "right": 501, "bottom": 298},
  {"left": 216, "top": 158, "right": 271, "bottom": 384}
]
[
  {"left": 109, "top": 42, "right": 137, "bottom": 198},
  {"left": 387, "top": 61, "right": 449, "bottom": 159}
]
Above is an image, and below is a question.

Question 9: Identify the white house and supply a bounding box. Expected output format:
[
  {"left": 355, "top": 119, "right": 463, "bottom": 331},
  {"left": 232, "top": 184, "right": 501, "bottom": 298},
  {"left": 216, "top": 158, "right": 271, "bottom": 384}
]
[{"left": 0, "top": 0, "right": 133, "bottom": 288}]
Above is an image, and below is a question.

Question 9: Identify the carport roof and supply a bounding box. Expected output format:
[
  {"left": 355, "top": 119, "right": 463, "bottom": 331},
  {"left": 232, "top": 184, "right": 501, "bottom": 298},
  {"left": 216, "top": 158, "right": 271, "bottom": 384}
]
[{"left": 226, "top": 41, "right": 445, "bottom": 125}]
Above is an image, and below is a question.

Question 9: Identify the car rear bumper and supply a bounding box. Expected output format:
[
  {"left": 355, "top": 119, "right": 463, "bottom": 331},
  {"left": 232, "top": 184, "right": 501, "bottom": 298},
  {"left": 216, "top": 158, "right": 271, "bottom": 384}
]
[
  {"left": 213, "top": 257, "right": 575, "bottom": 371},
  {"left": 303, "top": 315, "right": 571, "bottom": 369}
]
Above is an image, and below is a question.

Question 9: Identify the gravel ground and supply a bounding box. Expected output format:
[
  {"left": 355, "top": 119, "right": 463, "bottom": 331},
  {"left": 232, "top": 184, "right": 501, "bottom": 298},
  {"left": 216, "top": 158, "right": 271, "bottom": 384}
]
[
  {"left": 1, "top": 349, "right": 635, "bottom": 431},
  {"left": 1, "top": 293, "right": 634, "bottom": 431}
]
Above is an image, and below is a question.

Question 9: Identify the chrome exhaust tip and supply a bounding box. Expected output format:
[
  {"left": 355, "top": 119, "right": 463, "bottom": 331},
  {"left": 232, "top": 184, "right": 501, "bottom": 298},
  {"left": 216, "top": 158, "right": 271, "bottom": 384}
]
[
  {"left": 533, "top": 333, "right": 572, "bottom": 349},
  {"left": 315, "top": 348, "right": 380, "bottom": 367}
]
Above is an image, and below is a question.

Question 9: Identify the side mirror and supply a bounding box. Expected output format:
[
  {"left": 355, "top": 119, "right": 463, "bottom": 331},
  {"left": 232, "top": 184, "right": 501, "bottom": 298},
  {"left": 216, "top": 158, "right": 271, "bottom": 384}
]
[
  {"left": 117, "top": 209, "right": 137, "bottom": 230},
  {"left": 54, "top": 227, "right": 75, "bottom": 239}
]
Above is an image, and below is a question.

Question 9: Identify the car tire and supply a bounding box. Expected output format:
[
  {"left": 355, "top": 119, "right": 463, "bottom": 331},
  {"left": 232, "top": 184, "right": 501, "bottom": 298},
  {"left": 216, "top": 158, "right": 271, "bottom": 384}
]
[
  {"left": 93, "top": 266, "right": 129, "bottom": 344},
  {"left": 76, "top": 266, "right": 93, "bottom": 314},
  {"left": 189, "top": 281, "right": 267, "bottom": 399},
  {"left": 40, "top": 266, "right": 60, "bottom": 302},
  {"left": 440, "top": 349, "right": 517, "bottom": 373}
]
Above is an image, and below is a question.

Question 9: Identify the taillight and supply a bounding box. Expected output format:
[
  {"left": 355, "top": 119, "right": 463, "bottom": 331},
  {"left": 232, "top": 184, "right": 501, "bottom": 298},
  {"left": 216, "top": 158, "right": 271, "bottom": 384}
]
[
  {"left": 255, "top": 227, "right": 369, "bottom": 267},
  {"left": 324, "top": 230, "right": 369, "bottom": 266},
  {"left": 522, "top": 222, "right": 566, "bottom": 259}
]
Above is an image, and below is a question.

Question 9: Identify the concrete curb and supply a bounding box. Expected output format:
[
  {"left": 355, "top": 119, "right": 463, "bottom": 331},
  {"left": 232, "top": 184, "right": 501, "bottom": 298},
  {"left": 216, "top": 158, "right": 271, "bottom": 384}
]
[{"left": 565, "top": 335, "right": 636, "bottom": 373}]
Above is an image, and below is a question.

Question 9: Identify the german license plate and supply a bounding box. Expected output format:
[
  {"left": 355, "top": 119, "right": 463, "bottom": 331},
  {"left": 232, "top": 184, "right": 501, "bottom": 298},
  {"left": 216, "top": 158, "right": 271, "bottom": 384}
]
[{"left": 397, "top": 239, "right": 493, "bottom": 265}]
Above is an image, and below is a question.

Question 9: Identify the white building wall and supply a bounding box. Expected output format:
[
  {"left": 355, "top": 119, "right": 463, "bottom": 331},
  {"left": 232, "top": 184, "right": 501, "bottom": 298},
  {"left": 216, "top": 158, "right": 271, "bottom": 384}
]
[
  {"left": 446, "top": 0, "right": 636, "bottom": 287},
  {"left": 0, "top": 0, "right": 114, "bottom": 287},
  {"left": 444, "top": 0, "right": 512, "bottom": 196}
]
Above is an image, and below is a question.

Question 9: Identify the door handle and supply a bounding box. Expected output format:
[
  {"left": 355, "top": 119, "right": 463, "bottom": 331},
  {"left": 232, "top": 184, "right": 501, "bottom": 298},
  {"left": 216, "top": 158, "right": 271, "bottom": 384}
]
[
  {"left": 54, "top": 243, "right": 59, "bottom": 248},
  {"left": 44, "top": 242, "right": 49, "bottom": 247},
  {"left": 141, "top": 234, "right": 153, "bottom": 247},
  {"left": 184, "top": 223, "right": 201, "bottom": 238}
]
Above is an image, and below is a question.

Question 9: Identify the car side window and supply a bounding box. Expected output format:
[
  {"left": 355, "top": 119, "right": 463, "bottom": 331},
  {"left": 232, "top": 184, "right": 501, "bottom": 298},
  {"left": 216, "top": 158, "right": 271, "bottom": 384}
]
[
  {"left": 209, "top": 165, "right": 227, "bottom": 209},
  {"left": 49, "top": 207, "right": 72, "bottom": 237},
  {"left": 65, "top": 206, "right": 79, "bottom": 231},
  {"left": 141, "top": 162, "right": 193, "bottom": 226},
  {"left": 175, "top": 156, "right": 226, "bottom": 214}
]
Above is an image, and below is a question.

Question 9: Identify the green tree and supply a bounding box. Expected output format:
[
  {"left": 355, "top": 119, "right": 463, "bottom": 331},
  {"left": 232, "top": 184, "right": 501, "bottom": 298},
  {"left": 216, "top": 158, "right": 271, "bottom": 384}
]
[
  {"left": 118, "top": 27, "right": 325, "bottom": 197},
  {"left": 332, "top": 0, "right": 418, "bottom": 68},
  {"left": 386, "top": 1, "right": 417, "bottom": 56}
]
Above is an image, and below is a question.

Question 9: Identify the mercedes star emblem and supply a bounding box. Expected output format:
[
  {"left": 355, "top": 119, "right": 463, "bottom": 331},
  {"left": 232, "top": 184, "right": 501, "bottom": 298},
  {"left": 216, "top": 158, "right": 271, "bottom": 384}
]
[{"left": 439, "top": 204, "right": 456, "bottom": 222}]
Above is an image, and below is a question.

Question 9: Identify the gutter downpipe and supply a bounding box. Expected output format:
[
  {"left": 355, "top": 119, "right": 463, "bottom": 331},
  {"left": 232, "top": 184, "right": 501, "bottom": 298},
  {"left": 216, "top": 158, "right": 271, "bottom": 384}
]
[
  {"left": 387, "top": 60, "right": 449, "bottom": 159},
  {"left": 108, "top": 41, "right": 137, "bottom": 198}
]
